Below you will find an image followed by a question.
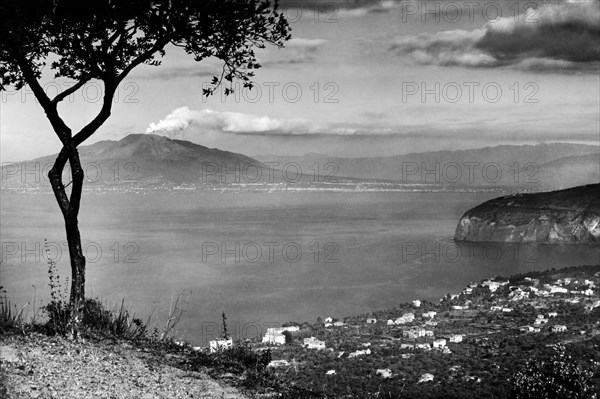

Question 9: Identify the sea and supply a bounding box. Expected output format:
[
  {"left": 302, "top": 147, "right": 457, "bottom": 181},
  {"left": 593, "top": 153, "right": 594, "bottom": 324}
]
[{"left": 2, "top": 189, "right": 599, "bottom": 345}]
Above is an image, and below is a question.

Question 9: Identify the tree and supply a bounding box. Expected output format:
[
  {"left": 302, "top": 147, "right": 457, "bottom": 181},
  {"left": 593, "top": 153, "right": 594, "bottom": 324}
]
[
  {"left": 511, "top": 344, "right": 597, "bottom": 399},
  {"left": 0, "top": 0, "right": 291, "bottom": 335}
]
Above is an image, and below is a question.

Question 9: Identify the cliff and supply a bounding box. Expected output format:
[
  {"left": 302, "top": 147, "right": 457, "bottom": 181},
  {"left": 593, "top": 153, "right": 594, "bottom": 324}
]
[{"left": 454, "top": 184, "right": 600, "bottom": 244}]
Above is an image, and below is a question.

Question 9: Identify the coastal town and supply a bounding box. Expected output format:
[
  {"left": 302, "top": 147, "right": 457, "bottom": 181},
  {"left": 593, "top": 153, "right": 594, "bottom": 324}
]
[{"left": 206, "top": 265, "right": 600, "bottom": 397}]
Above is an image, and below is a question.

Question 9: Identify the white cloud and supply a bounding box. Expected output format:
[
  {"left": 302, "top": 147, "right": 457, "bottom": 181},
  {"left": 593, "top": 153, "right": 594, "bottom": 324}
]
[{"left": 146, "top": 106, "right": 312, "bottom": 135}]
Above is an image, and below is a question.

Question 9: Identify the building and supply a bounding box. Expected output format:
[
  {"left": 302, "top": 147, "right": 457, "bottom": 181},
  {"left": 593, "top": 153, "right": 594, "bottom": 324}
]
[
  {"left": 403, "top": 328, "right": 434, "bottom": 339},
  {"left": 209, "top": 338, "right": 233, "bottom": 353},
  {"left": 422, "top": 311, "right": 436, "bottom": 319},
  {"left": 387, "top": 319, "right": 395, "bottom": 325},
  {"left": 348, "top": 348, "right": 371, "bottom": 358},
  {"left": 303, "top": 337, "right": 326, "bottom": 350},
  {"left": 547, "top": 312, "right": 558, "bottom": 318},
  {"left": 267, "top": 360, "right": 290, "bottom": 368},
  {"left": 413, "top": 300, "right": 421, "bottom": 307},
  {"left": 400, "top": 343, "right": 415, "bottom": 350},
  {"left": 261, "top": 326, "right": 299, "bottom": 345},
  {"left": 552, "top": 325, "right": 567, "bottom": 333},
  {"left": 366, "top": 318, "right": 377, "bottom": 324},
  {"left": 395, "top": 312, "right": 415, "bottom": 324},
  {"left": 333, "top": 321, "right": 345, "bottom": 327},
  {"left": 416, "top": 343, "right": 431, "bottom": 350},
  {"left": 483, "top": 280, "right": 508, "bottom": 292},
  {"left": 326, "top": 370, "right": 336, "bottom": 375},
  {"left": 419, "top": 373, "right": 434, "bottom": 383},
  {"left": 376, "top": 369, "right": 392, "bottom": 379},
  {"left": 449, "top": 334, "right": 463, "bottom": 343},
  {"left": 324, "top": 317, "right": 333, "bottom": 323},
  {"left": 433, "top": 339, "right": 447, "bottom": 349},
  {"left": 549, "top": 285, "right": 568, "bottom": 294}
]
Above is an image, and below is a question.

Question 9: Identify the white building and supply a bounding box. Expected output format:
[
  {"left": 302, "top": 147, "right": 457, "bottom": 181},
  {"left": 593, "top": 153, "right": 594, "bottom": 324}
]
[
  {"left": 449, "top": 334, "right": 463, "bottom": 343},
  {"left": 268, "top": 360, "right": 290, "bottom": 368},
  {"left": 403, "top": 328, "right": 434, "bottom": 339},
  {"left": 326, "top": 370, "right": 336, "bottom": 375},
  {"left": 419, "top": 373, "right": 434, "bottom": 383},
  {"left": 209, "top": 338, "right": 233, "bottom": 353},
  {"left": 552, "top": 325, "right": 567, "bottom": 333},
  {"left": 395, "top": 312, "right": 415, "bottom": 324},
  {"left": 348, "top": 348, "right": 371, "bottom": 358},
  {"left": 413, "top": 300, "right": 422, "bottom": 307},
  {"left": 366, "top": 318, "right": 377, "bottom": 324},
  {"left": 483, "top": 280, "right": 508, "bottom": 292},
  {"left": 547, "top": 312, "right": 558, "bottom": 318},
  {"left": 324, "top": 317, "right": 333, "bottom": 323},
  {"left": 433, "top": 339, "right": 446, "bottom": 349},
  {"left": 422, "top": 311, "right": 437, "bottom": 319},
  {"left": 549, "top": 285, "right": 568, "bottom": 294},
  {"left": 303, "top": 337, "right": 326, "bottom": 350},
  {"left": 376, "top": 369, "right": 393, "bottom": 379},
  {"left": 261, "top": 326, "right": 299, "bottom": 345}
]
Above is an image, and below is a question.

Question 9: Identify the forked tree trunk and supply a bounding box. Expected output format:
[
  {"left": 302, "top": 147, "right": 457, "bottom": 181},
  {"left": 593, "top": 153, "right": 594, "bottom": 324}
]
[{"left": 48, "top": 142, "right": 86, "bottom": 337}]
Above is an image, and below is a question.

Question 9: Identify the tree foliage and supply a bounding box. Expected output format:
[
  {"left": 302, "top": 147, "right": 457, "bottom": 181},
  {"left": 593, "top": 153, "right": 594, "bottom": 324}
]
[
  {"left": 0, "top": 0, "right": 290, "bottom": 144},
  {"left": 511, "top": 344, "right": 598, "bottom": 399}
]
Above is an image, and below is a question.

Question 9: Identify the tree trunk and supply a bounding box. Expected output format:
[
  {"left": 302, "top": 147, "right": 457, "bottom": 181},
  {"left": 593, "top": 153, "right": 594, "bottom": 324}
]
[{"left": 48, "top": 142, "right": 86, "bottom": 337}]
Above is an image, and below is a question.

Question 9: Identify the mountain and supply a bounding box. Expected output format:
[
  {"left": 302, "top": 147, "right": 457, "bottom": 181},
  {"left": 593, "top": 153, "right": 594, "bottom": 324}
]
[
  {"left": 454, "top": 184, "right": 600, "bottom": 244},
  {"left": 1, "top": 134, "right": 266, "bottom": 186},
  {"left": 256, "top": 143, "right": 600, "bottom": 189},
  {"left": 2, "top": 136, "right": 598, "bottom": 190}
]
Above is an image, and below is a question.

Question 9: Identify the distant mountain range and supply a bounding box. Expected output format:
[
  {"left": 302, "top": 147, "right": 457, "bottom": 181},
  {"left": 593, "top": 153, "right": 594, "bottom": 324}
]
[
  {"left": 257, "top": 143, "right": 600, "bottom": 189},
  {"left": 1, "top": 134, "right": 598, "bottom": 190}
]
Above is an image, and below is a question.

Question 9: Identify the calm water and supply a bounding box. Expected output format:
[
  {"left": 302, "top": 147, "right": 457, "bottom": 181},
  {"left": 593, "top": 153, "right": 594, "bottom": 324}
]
[{"left": 2, "top": 190, "right": 599, "bottom": 345}]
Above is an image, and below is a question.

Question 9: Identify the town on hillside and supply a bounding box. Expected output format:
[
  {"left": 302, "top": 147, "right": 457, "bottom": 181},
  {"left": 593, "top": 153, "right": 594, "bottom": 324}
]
[{"left": 206, "top": 265, "right": 600, "bottom": 397}]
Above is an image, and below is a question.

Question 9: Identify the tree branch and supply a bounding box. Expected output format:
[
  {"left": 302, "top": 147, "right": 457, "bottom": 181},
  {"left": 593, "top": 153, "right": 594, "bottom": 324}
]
[
  {"left": 72, "top": 81, "right": 117, "bottom": 147},
  {"left": 11, "top": 50, "right": 72, "bottom": 143},
  {"left": 51, "top": 77, "right": 91, "bottom": 105}
]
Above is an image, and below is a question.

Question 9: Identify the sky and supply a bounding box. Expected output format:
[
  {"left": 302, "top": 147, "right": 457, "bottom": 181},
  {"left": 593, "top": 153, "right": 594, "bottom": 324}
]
[{"left": 1, "top": 0, "right": 599, "bottom": 161}]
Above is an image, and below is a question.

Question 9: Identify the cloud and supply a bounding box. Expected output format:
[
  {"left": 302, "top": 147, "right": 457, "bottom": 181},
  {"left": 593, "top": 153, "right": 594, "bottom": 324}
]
[
  {"left": 278, "top": 0, "right": 400, "bottom": 20},
  {"left": 146, "top": 106, "right": 313, "bottom": 136},
  {"left": 263, "top": 37, "right": 328, "bottom": 66},
  {"left": 130, "top": 65, "right": 221, "bottom": 80},
  {"left": 280, "top": 0, "right": 398, "bottom": 13},
  {"left": 389, "top": 1, "right": 600, "bottom": 72}
]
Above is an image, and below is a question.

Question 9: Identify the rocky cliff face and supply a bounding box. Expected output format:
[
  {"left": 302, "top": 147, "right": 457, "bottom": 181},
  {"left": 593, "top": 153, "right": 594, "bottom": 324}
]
[{"left": 454, "top": 184, "right": 600, "bottom": 244}]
